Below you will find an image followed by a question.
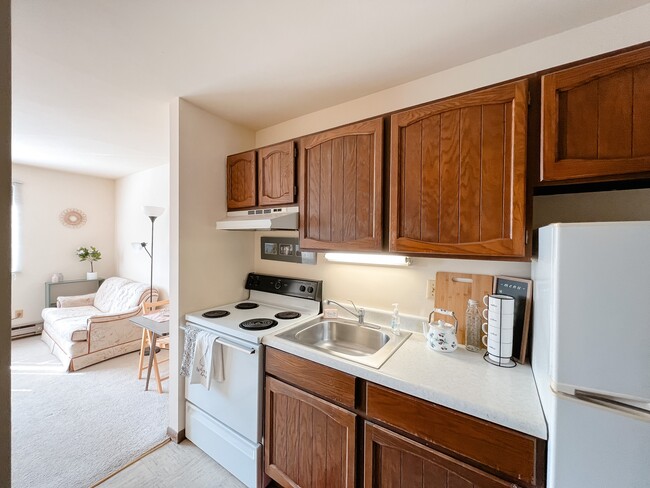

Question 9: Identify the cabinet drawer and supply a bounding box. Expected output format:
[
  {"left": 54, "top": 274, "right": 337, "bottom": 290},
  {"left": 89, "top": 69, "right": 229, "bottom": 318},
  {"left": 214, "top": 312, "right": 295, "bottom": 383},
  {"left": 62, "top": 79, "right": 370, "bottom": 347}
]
[
  {"left": 366, "top": 383, "right": 543, "bottom": 486},
  {"left": 266, "top": 348, "right": 356, "bottom": 409},
  {"left": 365, "top": 421, "right": 516, "bottom": 488}
]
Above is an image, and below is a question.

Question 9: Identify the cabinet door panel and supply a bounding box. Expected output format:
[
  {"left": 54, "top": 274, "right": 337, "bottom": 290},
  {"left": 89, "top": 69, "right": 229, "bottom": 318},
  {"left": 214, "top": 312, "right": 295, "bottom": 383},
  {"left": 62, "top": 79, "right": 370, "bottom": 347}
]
[
  {"left": 459, "top": 106, "right": 481, "bottom": 243},
  {"left": 421, "top": 115, "right": 441, "bottom": 243},
  {"left": 258, "top": 141, "right": 295, "bottom": 206},
  {"left": 439, "top": 110, "right": 460, "bottom": 244},
  {"left": 541, "top": 45, "right": 650, "bottom": 181},
  {"left": 265, "top": 376, "right": 355, "bottom": 488},
  {"left": 364, "top": 422, "right": 514, "bottom": 488},
  {"left": 299, "top": 117, "right": 383, "bottom": 251},
  {"left": 480, "top": 103, "right": 506, "bottom": 242},
  {"left": 633, "top": 63, "right": 650, "bottom": 156},
  {"left": 319, "top": 140, "right": 332, "bottom": 241},
  {"left": 390, "top": 81, "right": 527, "bottom": 257},
  {"left": 226, "top": 150, "right": 256, "bottom": 210}
]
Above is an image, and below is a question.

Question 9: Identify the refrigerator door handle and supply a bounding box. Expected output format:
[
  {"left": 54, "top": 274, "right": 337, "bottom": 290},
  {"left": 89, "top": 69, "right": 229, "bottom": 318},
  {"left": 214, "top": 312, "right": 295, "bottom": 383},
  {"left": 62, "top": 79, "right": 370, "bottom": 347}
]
[{"left": 573, "top": 390, "right": 650, "bottom": 420}]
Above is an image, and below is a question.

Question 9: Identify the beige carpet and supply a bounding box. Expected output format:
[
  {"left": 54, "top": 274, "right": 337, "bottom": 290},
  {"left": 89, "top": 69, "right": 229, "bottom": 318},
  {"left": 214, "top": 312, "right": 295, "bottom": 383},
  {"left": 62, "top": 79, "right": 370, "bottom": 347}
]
[{"left": 11, "top": 336, "right": 169, "bottom": 488}]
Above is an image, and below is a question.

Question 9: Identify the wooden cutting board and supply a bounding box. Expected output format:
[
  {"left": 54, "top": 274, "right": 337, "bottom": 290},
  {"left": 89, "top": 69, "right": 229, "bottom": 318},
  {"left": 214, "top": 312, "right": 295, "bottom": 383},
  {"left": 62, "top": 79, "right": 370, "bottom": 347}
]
[{"left": 432, "top": 272, "right": 494, "bottom": 345}]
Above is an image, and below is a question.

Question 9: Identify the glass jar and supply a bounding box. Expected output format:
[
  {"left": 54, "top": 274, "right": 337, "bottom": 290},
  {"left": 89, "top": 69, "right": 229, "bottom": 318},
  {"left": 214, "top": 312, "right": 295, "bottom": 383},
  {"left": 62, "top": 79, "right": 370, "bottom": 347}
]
[{"left": 465, "top": 299, "right": 482, "bottom": 352}]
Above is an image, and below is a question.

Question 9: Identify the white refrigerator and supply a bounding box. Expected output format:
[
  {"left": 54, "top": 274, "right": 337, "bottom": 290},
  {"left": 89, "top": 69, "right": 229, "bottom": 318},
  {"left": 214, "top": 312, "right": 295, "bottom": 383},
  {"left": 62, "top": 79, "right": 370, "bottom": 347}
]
[{"left": 532, "top": 222, "right": 650, "bottom": 488}]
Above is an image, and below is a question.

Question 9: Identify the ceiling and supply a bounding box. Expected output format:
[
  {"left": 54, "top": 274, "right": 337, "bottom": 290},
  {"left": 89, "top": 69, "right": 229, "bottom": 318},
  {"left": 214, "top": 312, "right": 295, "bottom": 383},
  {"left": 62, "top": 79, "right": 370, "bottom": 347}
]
[{"left": 11, "top": 0, "right": 650, "bottom": 179}]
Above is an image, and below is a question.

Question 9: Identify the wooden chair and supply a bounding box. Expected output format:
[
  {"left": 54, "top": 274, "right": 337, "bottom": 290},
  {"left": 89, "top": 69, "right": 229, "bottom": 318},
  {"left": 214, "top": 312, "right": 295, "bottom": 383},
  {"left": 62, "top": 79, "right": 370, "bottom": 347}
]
[{"left": 137, "top": 299, "right": 170, "bottom": 393}]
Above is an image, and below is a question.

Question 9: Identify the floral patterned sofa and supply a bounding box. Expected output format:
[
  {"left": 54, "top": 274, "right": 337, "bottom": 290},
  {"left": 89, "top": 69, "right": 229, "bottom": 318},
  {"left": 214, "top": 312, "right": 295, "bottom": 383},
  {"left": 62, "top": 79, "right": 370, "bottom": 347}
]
[{"left": 41, "top": 277, "right": 158, "bottom": 371}]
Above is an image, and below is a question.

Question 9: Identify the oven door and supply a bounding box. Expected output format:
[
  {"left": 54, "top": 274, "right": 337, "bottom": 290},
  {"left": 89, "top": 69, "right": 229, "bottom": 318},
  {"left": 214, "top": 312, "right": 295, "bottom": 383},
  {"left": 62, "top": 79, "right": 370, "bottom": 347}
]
[{"left": 184, "top": 326, "right": 263, "bottom": 444}]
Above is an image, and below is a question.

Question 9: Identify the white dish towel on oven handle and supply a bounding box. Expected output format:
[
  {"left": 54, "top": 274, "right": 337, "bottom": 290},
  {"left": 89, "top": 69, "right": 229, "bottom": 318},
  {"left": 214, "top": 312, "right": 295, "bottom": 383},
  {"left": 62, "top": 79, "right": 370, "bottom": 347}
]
[{"left": 189, "top": 330, "right": 225, "bottom": 389}]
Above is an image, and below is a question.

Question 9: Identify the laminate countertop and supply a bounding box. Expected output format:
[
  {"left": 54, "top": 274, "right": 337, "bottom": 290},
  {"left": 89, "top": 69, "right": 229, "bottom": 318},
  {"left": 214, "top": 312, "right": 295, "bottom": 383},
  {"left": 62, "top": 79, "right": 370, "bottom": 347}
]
[{"left": 264, "top": 325, "right": 547, "bottom": 440}]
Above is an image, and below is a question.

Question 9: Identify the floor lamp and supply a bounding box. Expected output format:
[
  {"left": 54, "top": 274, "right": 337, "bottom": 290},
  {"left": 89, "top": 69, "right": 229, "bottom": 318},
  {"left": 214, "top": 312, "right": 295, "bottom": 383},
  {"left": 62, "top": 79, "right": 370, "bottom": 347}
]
[{"left": 142, "top": 206, "right": 164, "bottom": 303}]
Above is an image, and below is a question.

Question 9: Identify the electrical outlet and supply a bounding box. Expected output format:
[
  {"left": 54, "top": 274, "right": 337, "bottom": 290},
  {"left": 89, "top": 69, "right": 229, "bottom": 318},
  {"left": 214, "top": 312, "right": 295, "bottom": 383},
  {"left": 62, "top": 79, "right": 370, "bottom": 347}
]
[
  {"left": 426, "top": 279, "right": 436, "bottom": 300},
  {"left": 15, "top": 309, "right": 23, "bottom": 319}
]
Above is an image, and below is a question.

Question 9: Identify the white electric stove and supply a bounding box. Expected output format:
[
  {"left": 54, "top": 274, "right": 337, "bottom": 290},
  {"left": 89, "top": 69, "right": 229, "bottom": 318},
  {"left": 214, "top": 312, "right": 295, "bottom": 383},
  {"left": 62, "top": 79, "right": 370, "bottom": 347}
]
[{"left": 184, "top": 273, "right": 322, "bottom": 488}]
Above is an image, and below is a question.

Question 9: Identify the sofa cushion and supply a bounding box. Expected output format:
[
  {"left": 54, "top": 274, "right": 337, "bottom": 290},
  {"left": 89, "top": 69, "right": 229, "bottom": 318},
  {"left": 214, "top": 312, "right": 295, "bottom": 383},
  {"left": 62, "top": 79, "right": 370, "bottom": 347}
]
[
  {"left": 41, "top": 305, "right": 99, "bottom": 341},
  {"left": 94, "top": 277, "right": 151, "bottom": 313}
]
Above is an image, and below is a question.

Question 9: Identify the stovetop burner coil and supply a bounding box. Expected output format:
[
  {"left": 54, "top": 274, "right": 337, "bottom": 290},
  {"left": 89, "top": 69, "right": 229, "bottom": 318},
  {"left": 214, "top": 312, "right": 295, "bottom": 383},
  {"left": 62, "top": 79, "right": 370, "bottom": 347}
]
[
  {"left": 239, "top": 318, "right": 278, "bottom": 330},
  {"left": 275, "top": 311, "right": 301, "bottom": 320},
  {"left": 235, "top": 302, "right": 259, "bottom": 310},
  {"left": 202, "top": 310, "right": 230, "bottom": 319}
]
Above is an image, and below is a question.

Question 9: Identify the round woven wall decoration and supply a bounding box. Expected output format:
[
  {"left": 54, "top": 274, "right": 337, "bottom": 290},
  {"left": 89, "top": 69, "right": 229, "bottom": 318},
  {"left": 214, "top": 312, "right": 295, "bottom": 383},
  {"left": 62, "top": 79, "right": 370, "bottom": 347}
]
[{"left": 59, "top": 208, "right": 87, "bottom": 228}]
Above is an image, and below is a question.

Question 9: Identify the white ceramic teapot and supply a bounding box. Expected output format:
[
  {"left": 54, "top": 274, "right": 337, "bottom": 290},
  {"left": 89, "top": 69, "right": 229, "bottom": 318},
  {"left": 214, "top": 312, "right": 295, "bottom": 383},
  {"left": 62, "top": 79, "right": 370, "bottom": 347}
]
[{"left": 425, "top": 308, "right": 458, "bottom": 353}]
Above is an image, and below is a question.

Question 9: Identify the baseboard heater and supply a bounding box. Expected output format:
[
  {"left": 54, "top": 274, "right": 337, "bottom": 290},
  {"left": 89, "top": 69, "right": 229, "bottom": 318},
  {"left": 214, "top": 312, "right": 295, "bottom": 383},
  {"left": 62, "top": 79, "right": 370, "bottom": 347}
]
[{"left": 11, "top": 322, "right": 43, "bottom": 339}]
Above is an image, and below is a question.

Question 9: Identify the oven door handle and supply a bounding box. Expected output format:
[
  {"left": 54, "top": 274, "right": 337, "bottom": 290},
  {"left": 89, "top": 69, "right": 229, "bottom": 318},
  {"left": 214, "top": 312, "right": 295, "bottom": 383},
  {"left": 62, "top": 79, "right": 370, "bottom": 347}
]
[
  {"left": 215, "top": 336, "right": 256, "bottom": 355},
  {"left": 182, "top": 325, "right": 257, "bottom": 355}
]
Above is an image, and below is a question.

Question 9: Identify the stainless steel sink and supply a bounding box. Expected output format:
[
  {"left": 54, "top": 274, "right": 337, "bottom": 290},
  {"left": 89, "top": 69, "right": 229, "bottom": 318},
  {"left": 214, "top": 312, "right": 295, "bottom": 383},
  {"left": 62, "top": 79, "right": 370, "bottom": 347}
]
[{"left": 275, "top": 318, "right": 411, "bottom": 368}]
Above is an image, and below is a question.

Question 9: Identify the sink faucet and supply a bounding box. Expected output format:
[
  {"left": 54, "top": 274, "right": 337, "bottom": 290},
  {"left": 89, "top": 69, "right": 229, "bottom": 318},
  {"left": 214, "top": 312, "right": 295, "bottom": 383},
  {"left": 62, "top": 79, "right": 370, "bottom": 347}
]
[{"left": 325, "top": 299, "right": 365, "bottom": 325}]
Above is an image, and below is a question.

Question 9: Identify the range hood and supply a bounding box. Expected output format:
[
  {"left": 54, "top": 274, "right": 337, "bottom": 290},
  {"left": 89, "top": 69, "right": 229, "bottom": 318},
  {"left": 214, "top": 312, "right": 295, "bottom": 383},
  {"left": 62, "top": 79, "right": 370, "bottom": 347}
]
[{"left": 216, "top": 206, "right": 299, "bottom": 231}]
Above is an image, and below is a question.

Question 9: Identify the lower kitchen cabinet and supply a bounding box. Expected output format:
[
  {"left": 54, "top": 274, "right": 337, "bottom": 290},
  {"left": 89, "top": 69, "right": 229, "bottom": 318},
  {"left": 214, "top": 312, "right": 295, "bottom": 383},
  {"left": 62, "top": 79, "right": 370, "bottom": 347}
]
[
  {"left": 365, "top": 383, "right": 544, "bottom": 487},
  {"left": 265, "top": 348, "right": 545, "bottom": 488},
  {"left": 364, "top": 422, "right": 515, "bottom": 488},
  {"left": 265, "top": 376, "right": 356, "bottom": 488}
]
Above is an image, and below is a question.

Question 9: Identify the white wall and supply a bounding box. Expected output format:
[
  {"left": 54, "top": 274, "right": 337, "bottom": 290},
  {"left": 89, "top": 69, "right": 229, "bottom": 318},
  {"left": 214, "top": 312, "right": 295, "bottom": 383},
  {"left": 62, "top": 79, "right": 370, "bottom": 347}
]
[
  {"left": 115, "top": 163, "right": 170, "bottom": 298},
  {"left": 11, "top": 164, "right": 116, "bottom": 325},
  {"left": 253, "top": 232, "right": 528, "bottom": 318},
  {"left": 253, "top": 5, "right": 650, "bottom": 319},
  {"left": 256, "top": 4, "right": 650, "bottom": 147},
  {"left": 169, "top": 98, "right": 255, "bottom": 435}
]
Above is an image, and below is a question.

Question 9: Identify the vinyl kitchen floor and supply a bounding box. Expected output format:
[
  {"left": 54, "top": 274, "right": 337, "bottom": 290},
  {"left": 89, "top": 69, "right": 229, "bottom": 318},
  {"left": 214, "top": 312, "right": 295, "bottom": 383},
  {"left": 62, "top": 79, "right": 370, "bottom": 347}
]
[{"left": 96, "top": 439, "right": 245, "bottom": 487}]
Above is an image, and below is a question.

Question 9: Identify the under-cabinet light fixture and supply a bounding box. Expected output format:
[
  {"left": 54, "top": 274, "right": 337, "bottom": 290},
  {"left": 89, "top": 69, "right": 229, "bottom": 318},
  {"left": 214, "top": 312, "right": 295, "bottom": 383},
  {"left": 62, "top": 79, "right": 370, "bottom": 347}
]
[{"left": 324, "top": 253, "right": 412, "bottom": 267}]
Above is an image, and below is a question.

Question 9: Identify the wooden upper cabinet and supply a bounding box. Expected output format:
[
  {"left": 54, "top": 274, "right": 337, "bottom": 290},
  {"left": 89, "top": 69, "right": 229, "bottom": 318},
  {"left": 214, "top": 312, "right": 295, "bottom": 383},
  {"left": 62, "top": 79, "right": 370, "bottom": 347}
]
[
  {"left": 389, "top": 80, "right": 528, "bottom": 257},
  {"left": 258, "top": 141, "right": 296, "bottom": 206},
  {"left": 226, "top": 150, "right": 257, "bottom": 210},
  {"left": 299, "top": 117, "right": 383, "bottom": 251},
  {"left": 541, "top": 45, "right": 650, "bottom": 182}
]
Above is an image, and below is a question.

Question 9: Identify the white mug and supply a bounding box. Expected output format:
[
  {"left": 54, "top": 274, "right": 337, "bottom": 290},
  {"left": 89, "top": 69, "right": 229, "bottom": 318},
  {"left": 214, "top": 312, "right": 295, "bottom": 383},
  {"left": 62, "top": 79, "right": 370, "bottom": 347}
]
[
  {"left": 483, "top": 294, "right": 515, "bottom": 316},
  {"left": 482, "top": 335, "right": 513, "bottom": 359},
  {"left": 482, "top": 322, "right": 514, "bottom": 343},
  {"left": 482, "top": 326, "right": 513, "bottom": 364},
  {"left": 482, "top": 309, "right": 514, "bottom": 325}
]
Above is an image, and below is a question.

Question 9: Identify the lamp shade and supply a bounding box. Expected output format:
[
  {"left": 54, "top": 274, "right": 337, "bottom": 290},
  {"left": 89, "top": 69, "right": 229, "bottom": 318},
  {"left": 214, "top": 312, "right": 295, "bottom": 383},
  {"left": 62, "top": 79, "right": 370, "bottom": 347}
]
[{"left": 143, "top": 206, "right": 164, "bottom": 218}]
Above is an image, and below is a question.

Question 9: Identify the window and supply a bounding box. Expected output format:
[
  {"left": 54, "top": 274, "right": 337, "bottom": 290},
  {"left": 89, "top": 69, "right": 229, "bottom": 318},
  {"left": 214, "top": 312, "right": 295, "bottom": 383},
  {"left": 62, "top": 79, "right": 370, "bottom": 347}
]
[{"left": 11, "top": 182, "right": 22, "bottom": 273}]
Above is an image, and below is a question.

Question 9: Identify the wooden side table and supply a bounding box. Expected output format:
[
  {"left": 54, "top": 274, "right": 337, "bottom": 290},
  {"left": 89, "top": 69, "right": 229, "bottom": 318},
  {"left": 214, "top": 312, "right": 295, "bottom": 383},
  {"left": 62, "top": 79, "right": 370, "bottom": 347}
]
[{"left": 129, "top": 316, "right": 170, "bottom": 391}]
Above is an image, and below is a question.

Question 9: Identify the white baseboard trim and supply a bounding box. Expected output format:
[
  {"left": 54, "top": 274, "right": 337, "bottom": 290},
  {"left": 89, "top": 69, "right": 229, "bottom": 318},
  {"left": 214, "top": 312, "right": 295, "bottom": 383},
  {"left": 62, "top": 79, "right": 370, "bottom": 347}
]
[{"left": 11, "top": 322, "right": 43, "bottom": 339}]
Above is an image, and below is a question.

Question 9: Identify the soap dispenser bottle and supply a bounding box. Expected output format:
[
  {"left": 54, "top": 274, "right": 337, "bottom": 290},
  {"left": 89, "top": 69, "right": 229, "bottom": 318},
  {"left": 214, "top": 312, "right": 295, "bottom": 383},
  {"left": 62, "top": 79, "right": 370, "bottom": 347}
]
[{"left": 391, "top": 303, "right": 401, "bottom": 336}]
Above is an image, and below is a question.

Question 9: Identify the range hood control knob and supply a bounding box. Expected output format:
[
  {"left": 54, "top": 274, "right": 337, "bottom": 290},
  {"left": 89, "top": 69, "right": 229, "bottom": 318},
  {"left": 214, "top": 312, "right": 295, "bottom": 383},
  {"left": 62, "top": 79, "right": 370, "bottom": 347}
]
[
  {"left": 274, "top": 280, "right": 282, "bottom": 290},
  {"left": 307, "top": 286, "right": 314, "bottom": 293},
  {"left": 299, "top": 285, "right": 306, "bottom": 292}
]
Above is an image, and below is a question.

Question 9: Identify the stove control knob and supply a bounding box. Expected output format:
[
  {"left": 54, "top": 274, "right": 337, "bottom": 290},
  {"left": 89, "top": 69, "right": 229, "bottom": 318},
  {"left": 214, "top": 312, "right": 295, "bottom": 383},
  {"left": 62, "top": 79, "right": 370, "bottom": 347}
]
[
  {"left": 307, "top": 286, "right": 314, "bottom": 293},
  {"left": 299, "top": 285, "right": 306, "bottom": 292},
  {"left": 274, "top": 280, "right": 282, "bottom": 290}
]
